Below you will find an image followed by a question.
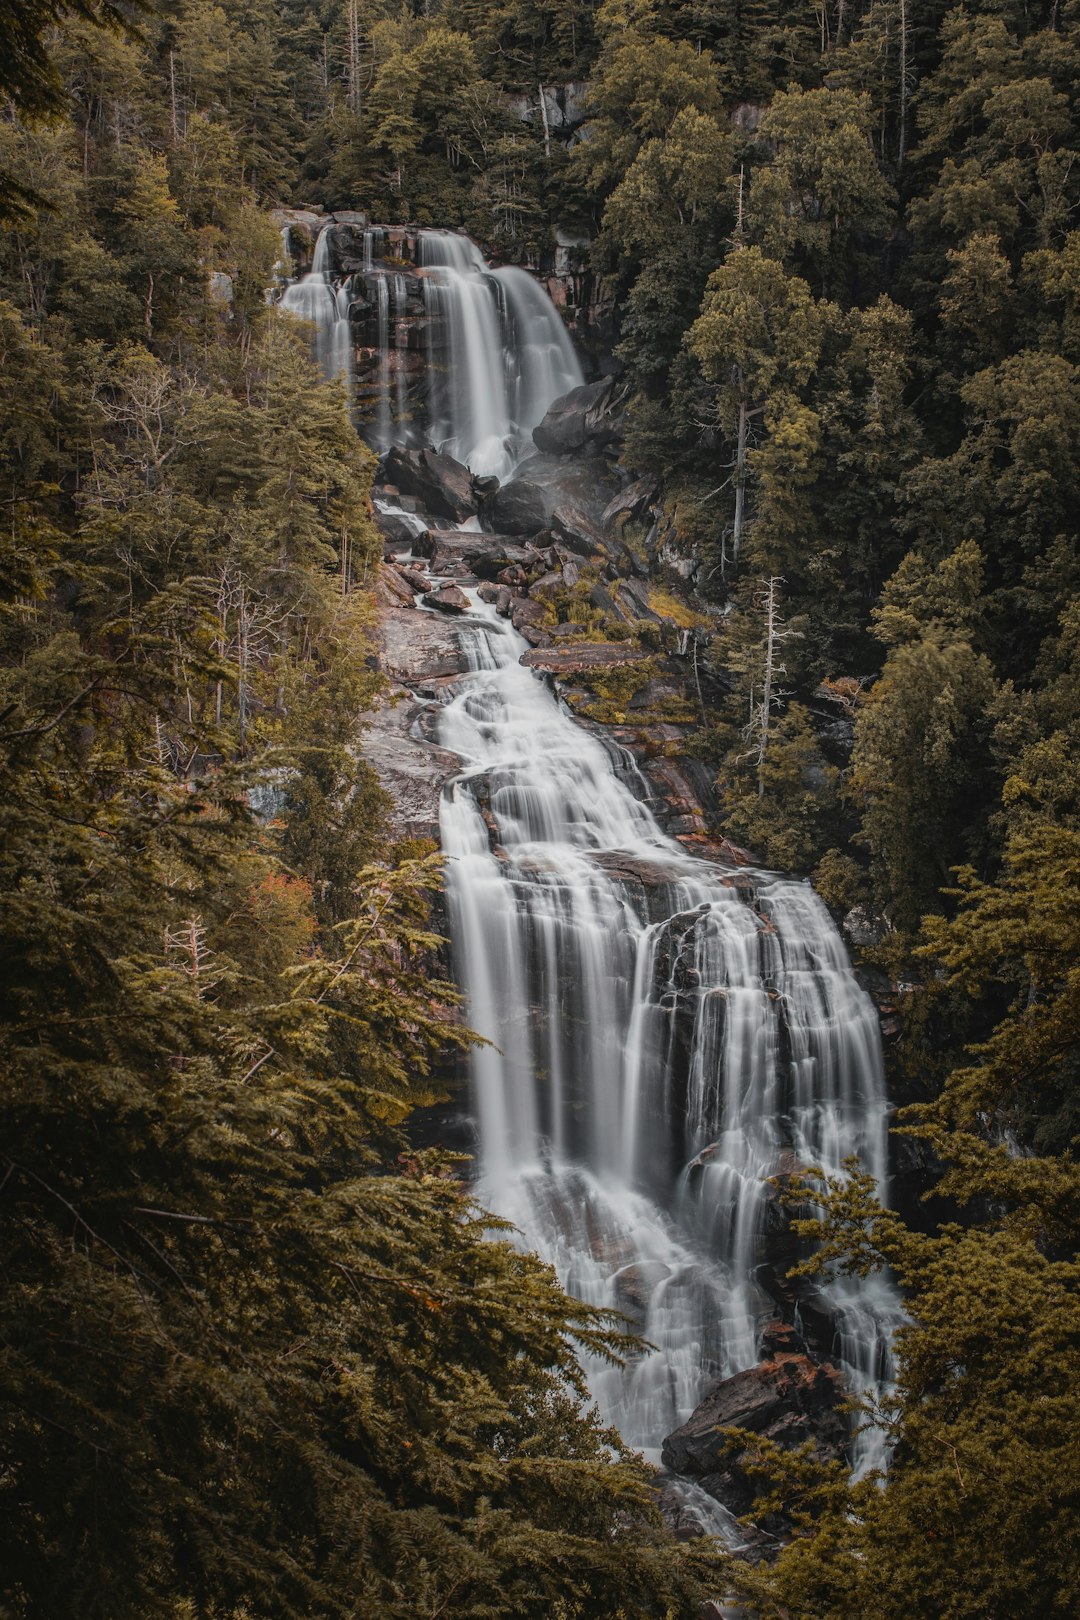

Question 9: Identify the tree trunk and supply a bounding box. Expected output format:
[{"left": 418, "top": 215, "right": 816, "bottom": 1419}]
[
  {"left": 898, "top": 0, "right": 910, "bottom": 169},
  {"left": 732, "top": 395, "right": 749, "bottom": 569}
]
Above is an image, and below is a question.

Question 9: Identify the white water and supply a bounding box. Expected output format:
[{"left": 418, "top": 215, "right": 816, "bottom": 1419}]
[
  {"left": 420, "top": 231, "right": 583, "bottom": 479},
  {"left": 439, "top": 600, "right": 899, "bottom": 1471},
  {"left": 279, "top": 226, "right": 353, "bottom": 391}
]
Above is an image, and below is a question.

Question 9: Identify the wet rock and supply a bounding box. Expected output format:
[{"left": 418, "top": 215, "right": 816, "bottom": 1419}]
[
  {"left": 472, "top": 472, "right": 501, "bottom": 499},
  {"left": 521, "top": 643, "right": 650, "bottom": 675},
  {"left": 382, "top": 446, "right": 477, "bottom": 525},
  {"left": 375, "top": 508, "right": 423, "bottom": 550},
  {"left": 399, "top": 565, "right": 429, "bottom": 593},
  {"left": 424, "top": 583, "right": 471, "bottom": 614},
  {"left": 613, "top": 1260, "right": 672, "bottom": 1319},
  {"left": 477, "top": 582, "right": 501, "bottom": 604},
  {"left": 532, "top": 378, "right": 620, "bottom": 454},
  {"left": 590, "top": 851, "right": 690, "bottom": 887},
  {"left": 361, "top": 681, "right": 462, "bottom": 843},
  {"left": 661, "top": 1343, "right": 848, "bottom": 1520}
]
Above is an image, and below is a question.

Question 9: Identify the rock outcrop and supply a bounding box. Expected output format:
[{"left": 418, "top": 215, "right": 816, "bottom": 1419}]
[
  {"left": 532, "top": 377, "right": 622, "bottom": 454},
  {"left": 661, "top": 1323, "right": 848, "bottom": 1526},
  {"left": 381, "top": 447, "right": 477, "bottom": 526}
]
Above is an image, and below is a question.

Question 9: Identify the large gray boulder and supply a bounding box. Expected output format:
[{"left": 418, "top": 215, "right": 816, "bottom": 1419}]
[
  {"left": 532, "top": 378, "right": 621, "bottom": 455},
  {"left": 381, "top": 447, "right": 477, "bottom": 526},
  {"left": 480, "top": 453, "right": 620, "bottom": 542}
]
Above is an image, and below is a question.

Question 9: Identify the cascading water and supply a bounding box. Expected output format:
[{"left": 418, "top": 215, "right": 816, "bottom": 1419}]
[
  {"left": 439, "top": 600, "right": 900, "bottom": 1473},
  {"left": 374, "top": 276, "right": 391, "bottom": 450},
  {"left": 279, "top": 226, "right": 353, "bottom": 390},
  {"left": 420, "top": 231, "right": 582, "bottom": 478}
]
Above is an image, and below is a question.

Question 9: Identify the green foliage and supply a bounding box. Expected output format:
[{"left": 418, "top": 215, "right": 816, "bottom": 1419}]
[{"left": 727, "top": 1151, "right": 1080, "bottom": 1620}]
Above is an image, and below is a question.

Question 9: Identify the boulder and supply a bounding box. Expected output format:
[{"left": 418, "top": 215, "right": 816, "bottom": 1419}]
[
  {"left": 479, "top": 453, "right": 621, "bottom": 540},
  {"left": 382, "top": 446, "right": 477, "bottom": 525},
  {"left": 529, "top": 570, "right": 566, "bottom": 604},
  {"left": 551, "top": 502, "right": 605, "bottom": 557},
  {"left": 616, "top": 579, "right": 661, "bottom": 622},
  {"left": 588, "top": 583, "right": 623, "bottom": 620},
  {"left": 379, "top": 568, "right": 416, "bottom": 607},
  {"left": 481, "top": 476, "right": 550, "bottom": 536},
  {"left": 427, "top": 531, "right": 533, "bottom": 580},
  {"left": 661, "top": 1341, "right": 848, "bottom": 1520},
  {"left": 379, "top": 606, "right": 468, "bottom": 684},
  {"left": 374, "top": 508, "right": 423, "bottom": 550},
  {"left": 521, "top": 643, "right": 650, "bottom": 675},
  {"left": 424, "top": 584, "right": 471, "bottom": 614},
  {"left": 510, "top": 597, "right": 549, "bottom": 631},
  {"left": 532, "top": 378, "right": 620, "bottom": 455}
]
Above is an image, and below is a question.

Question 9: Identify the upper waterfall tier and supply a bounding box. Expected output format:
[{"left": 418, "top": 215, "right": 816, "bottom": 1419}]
[
  {"left": 278, "top": 226, "right": 353, "bottom": 388},
  {"left": 278, "top": 224, "right": 584, "bottom": 479}
]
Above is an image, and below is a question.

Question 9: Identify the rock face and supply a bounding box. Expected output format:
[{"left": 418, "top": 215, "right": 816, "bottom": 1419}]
[
  {"left": 661, "top": 1326, "right": 848, "bottom": 1521},
  {"left": 381, "top": 447, "right": 477, "bottom": 526}
]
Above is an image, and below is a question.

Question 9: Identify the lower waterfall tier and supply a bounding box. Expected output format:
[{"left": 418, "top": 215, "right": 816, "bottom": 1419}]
[{"left": 438, "top": 596, "right": 901, "bottom": 1474}]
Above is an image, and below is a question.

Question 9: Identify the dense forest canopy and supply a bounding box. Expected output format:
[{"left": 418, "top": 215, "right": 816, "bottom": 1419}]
[{"left": 1, "top": 0, "right": 1078, "bottom": 1616}]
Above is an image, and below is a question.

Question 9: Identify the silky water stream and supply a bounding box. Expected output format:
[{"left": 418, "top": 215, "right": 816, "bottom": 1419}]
[{"left": 438, "top": 599, "right": 899, "bottom": 1482}]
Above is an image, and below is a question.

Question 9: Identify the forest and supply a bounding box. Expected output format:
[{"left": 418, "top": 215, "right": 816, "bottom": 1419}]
[{"left": 0, "top": 0, "right": 1077, "bottom": 1616}]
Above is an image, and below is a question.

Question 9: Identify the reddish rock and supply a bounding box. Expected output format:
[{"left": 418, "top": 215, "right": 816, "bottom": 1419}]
[{"left": 661, "top": 1343, "right": 849, "bottom": 1522}]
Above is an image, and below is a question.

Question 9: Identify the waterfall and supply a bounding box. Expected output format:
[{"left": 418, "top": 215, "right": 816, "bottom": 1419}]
[
  {"left": 279, "top": 226, "right": 353, "bottom": 392},
  {"left": 439, "top": 599, "right": 900, "bottom": 1471},
  {"left": 374, "top": 276, "right": 391, "bottom": 450},
  {"left": 393, "top": 273, "right": 409, "bottom": 435},
  {"left": 420, "top": 231, "right": 583, "bottom": 479}
]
